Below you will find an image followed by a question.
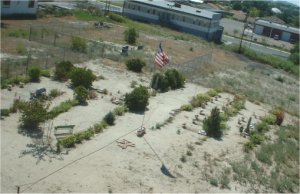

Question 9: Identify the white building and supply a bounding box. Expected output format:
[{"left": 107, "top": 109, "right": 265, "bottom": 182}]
[
  {"left": 122, "top": 0, "right": 223, "bottom": 43},
  {"left": 1, "top": 0, "right": 38, "bottom": 18}
]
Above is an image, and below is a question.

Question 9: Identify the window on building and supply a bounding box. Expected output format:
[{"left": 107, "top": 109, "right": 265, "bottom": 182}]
[
  {"left": 137, "top": 6, "right": 140, "bottom": 11},
  {"left": 2, "top": 0, "right": 11, "bottom": 7},
  {"left": 182, "top": 16, "right": 185, "bottom": 22},
  {"left": 171, "top": 14, "right": 174, "bottom": 20},
  {"left": 152, "top": 9, "right": 155, "bottom": 15},
  {"left": 147, "top": 9, "right": 150, "bottom": 14},
  {"left": 28, "top": 0, "right": 35, "bottom": 8},
  {"left": 132, "top": 5, "right": 135, "bottom": 10}
]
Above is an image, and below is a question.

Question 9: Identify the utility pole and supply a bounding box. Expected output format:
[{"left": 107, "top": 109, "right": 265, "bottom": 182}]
[{"left": 238, "top": 13, "right": 249, "bottom": 53}]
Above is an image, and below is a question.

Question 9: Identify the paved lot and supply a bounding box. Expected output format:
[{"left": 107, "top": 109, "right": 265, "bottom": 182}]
[{"left": 221, "top": 18, "right": 293, "bottom": 51}]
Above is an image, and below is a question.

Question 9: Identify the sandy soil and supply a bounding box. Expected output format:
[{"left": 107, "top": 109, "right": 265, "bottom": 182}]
[{"left": 1, "top": 58, "right": 281, "bottom": 193}]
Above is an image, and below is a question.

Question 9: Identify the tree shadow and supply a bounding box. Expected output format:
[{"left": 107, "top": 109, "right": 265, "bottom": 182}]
[
  {"left": 18, "top": 127, "right": 44, "bottom": 139},
  {"left": 129, "top": 107, "right": 149, "bottom": 115},
  {"left": 19, "top": 139, "right": 64, "bottom": 164}
]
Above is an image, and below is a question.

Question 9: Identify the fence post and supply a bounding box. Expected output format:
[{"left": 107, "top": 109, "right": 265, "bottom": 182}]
[
  {"left": 53, "top": 32, "right": 57, "bottom": 46},
  {"left": 25, "top": 49, "right": 31, "bottom": 74},
  {"left": 17, "top": 186, "right": 20, "bottom": 194},
  {"left": 29, "top": 25, "right": 32, "bottom": 41}
]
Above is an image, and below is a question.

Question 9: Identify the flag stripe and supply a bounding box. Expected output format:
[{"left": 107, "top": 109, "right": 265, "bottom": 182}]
[{"left": 155, "top": 43, "right": 169, "bottom": 67}]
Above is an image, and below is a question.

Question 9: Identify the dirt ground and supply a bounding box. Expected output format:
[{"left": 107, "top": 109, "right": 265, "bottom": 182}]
[{"left": 2, "top": 58, "right": 292, "bottom": 193}]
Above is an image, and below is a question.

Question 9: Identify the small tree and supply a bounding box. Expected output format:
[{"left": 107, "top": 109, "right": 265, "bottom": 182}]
[
  {"left": 126, "top": 58, "right": 146, "bottom": 72},
  {"left": 124, "top": 27, "right": 139, "bottom": 45},
  {"left": 28, "top": 66, "right": 41, "bottom": 82},
  {"left": 74, "top": 86, "right": 89, "bottom": 104},
  {"left": 104, "top": 111, "right": 115, "bottom": 125},
  {"left": 125, "top": 85, "right": 149, "bottom": 112},
  {"left": 203, "top": 107, "right": 222, "bottom": 138},
  {"left": 54, "top": 61, "right": 74, "bottom": 81},
  {"left": 70, "top": 67, "right": 96, "bottom": 89},
  {"left": 151, "top": 73, "right": 169, "bottom": 92},
  {"left": 71, "top": 36, "right": 87, "bottom": 53},
  {"left": 19, "top": 100, "right": 48, "bottom": 129},
  {"left": 289, "top": 42, "right": 299, "bottom": 65}
]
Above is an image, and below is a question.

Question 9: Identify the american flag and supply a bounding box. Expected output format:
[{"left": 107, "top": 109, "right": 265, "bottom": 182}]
[{"left": 155, "top": 42, "right": 169, "bottom": 67}]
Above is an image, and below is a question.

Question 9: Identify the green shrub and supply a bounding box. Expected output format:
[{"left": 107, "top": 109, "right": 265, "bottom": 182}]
[
  {"left": 71, "top": 36, "right": 87, "bottom": 53},
  {"left": 151, "top": 72, "right": 169, "bottom": 92},
  {"left": 186, "top": 150, "right": 192, "bottom": 156},
  {"left": 250, "top": 133, "right": 264, "bottom": 145},
  {"left": 10, "top": 100, "right": 27, "bottom": 113},
  {"left": 70, "top": 67, "right": 96, "bottom": 89},
  {"left": 190, "top": 93, "right": 210, "bottom": 107},
  {"left": 48, "top": 99, "right": 79, "bottom": 119},
  {"left": 60, "top": 135, "right": 76, "bottom": 148},
  {"left": 124, "top": 27, "right": 139, "bottom": 45},
  {"left": 49, "top": 89, "right": 64, "bottom": 98},
  {"left": 104, "top": 111, "right": 115, "bottom": 125},
  {"left": 74, "top": 86, "right": 89, "bottom": 104},
  {"left": 243, "top": 141, "right": 254, "bottom": 152},
  {"left": 19, "top": 100, "right": 48, "bottom": 129},
  {"left": 150, "top": 69, "right": 185, "bottom": 92},
  {"left": 108, "top": 13, "right": 125, "bottom": 23},
  {"left": 113, "top": 106, "right": 128, "bottom": 116},
  {"left": 261, "top": 114, "right": 276, "bottom": 125},
  {"left": 255, "top": 144, "right": 273, "bottom": 165},
  {"left": 82, "top": 129, "right": 94, "bottom": 140},
  {"left": 207, "top": 89, "right": 218, "bottom": 97},
  {"left": 164, "top": 69, "right": 185, "bottom": 90},
  {"left": 16, "top": 43, "right": 27, "bottom": 55},
  {"left": 180, "top": 104, "right": 193, "bottom": 111},
  {"left": 210, "top": 178, "right": 218, "bottom": 187},
  {"left": 54, "top": 61, "right": 74, "bottom": 81},
  {"left": 94, "top": 123, "right": 104, "bottom": 133},
  {"left": 74, "top": 133, "right": 84, "bottom": 144},
  {"left": 180, "top": 155, "right": 186, "bottom": 163},
  {"left": 220, "top": 174, "right": 230, "bottom": 189},
  {"left": 125, "top": 58, "right": 146, "bottom": 72},
  {"left": 125, "top": 85, "right": 149, "bottom": 112},
  {"left": 100, "top": 120, "right": 108, "bottom": 129},
  {"left": 1, "top": 109, "right": 10, "bottom": 117},
  {"left": 203, "top": 107, "right": 222, "bottom": 138},
  {"left": 1, "top": 75, "right": 30, "bottom": 89},
  {"left": 28, "top": 66, "right": 41, "bottom": 82},
  {"left": 256, "top": 122, "right": 270, "bottom": 133},
  {"left": 40, "top": 69, "right": 50, "bottom": 77}
]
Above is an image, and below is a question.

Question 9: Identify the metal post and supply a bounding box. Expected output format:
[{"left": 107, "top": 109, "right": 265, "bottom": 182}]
[
  {"left": 238, "top": 13, "right": 249, "bottom": 54},
  {"left": 17, "top": 186, "right": 20, "bottom": 194},
  {"left": 29, "top": 25, "right": 32, "bottom": 41}
]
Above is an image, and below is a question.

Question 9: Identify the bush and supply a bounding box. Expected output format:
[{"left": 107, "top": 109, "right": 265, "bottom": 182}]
[
  {"left": 28, "top": 66, "right": 41, "bottom": 82},
  {"left": 190, "top": 93, "right": 210, "bottom": 107},
  {"left": 180, "top": 104, "right": 193, "bottom": 111},
  {"left": 94, "top": 123, "right": 104, "bottom": 133},
  {"left": 203, "top": 107, "right": 222, "bottom": 138},
  {"left": 164, "top": 69, "right": 185, "bottom": 90},
  {"left": 261, "top": 114, "right": 276, "bottom": 125},
  {"left": 151, "top": 73, "right": 169, "bottom": 92},
  {"left": 255, "top": 144, "right": 273, "bottom": 165},
  {"left": 207, "top": 89, "right": 218, "bottom": 97},
  {"left": 113, "top": 106, "right": 128, "bottom": 116},
  {"left": 250, "top": 133, "right": 264, "bottom": 145},
  {"left": 126, "top": 58, "right": 146, "bottom": 72},
  {"left": 104, "top": 111, "right": 115, "bottom": 125},
  {"left": 210, "top": 178, "right": 218, "bottom": 187},
  {"left": 19, "top": 100, "right": 48, "bottom": 129},
  {"left": 1, "top": 109, "right": 10, "bottom": 117},
  {"left": 48, "top": 99, "right": 79, "bottom": 119},
  {"left": 60, "top": 135, "right": 76, "bottom": 148},
  {"left": 150, "top": 69, "right": 185, "bottom": 92},
  {"left": 49, "top": 89, "right": 64, "bottom": 98},
  {"left": 74, "top": 86, "right": 89, "bottom": 104},
  {"left": 124, "top": 27, "right": 139, "bottom": 45},
  {"left": 180, "top": 155, "right": 186, "bottom": 163},
  {"left": 54, "top": 61, "right": 74, "bottom": 81},
  {"left": 244, "top": 141, "right": 254, "bottom": 152},
  {"left": 70, "top": 67, "right": 96, "bottom": 89},
  {"left": 125, "top": 85, "right": 149, "bottom": 112},
  {"left": 40, "top": 69, "right": 50, "bottom": 77},
  {"left": 71, "top": 36, "right": 87, "bottom": 52},
  {"left": 271, "top": 107, "right": 285, "bottom": 126},
  {"left": 108, "top": 13, "right": 125, "bottom": 23},
  {"left": 16, "top": 43, "right": 27, "bottom": 55},
  {"left": 256, "top": 122, "right": 270, "bottom": 133},
  {"left": 1, "top": 75, "right": 30, "bottom": 89}
]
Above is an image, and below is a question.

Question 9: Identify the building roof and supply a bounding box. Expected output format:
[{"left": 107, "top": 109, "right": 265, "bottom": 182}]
[
  {"left": 255, "top": 19, "right": 300, "bottom": 34},
  {"left": 260, "top": 16, "right": 285, "bottom": 25},
  {"left": 131, "top": 0, "right": 220, "bottom": 19}
]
